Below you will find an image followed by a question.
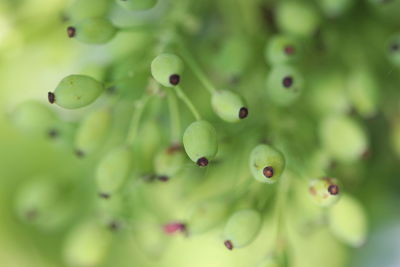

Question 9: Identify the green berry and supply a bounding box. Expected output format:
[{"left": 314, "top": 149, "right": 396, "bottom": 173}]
[
  {"left": 308, "top": 177, "right": 341, "bottom": 207},
  {"left": 151, "top": 53, "right": 183, "bottom": 87},
  {"left": 49, "top": 74, "right": 105, "bottom": 109},
  {"left": 75, "top": 108, "right": 112, "bottom": 156},
  {"left": 318, "top": 0, "right": 354, "bottom": 17},
  {"left": 211, "top": 90, "right": 248, "bottom": 122},
  {"left": 387, "top": 33, "right": 400, "bottom": 67},
  {"left": 10, "top": 100, "right": 58, "bottom": 137},
  {"left": 257, "top": 257, "right": 280, "bottom": 267},
  {"left": 183, "top": 120, "right": 218, "bottom": 166},
  {"left": 266, "top": 65, "right": 303, "bottom": 106},
  {"left": 154, "top": 144, "right": 186, "bottom": 179},
  {"left": 186, "top": 199, "right": 228, "bottom": 235},
  {"left": 67, "top": 18, "right": 117, "bottom": 44},
  {"left": 63, "top": 221, "right": 112, "bottom": 267},
  {"left": 329, "top": 194, "right": 367, "bottom": 247},
  {"left": 320, "top": 115, "right": 368, "bottom": 162},
  {"left": 223, "top": 209, "right": 262, "bottom": 250},
  {"left": 116, "top": 0, "right": 157, "bottom": 10},
  {"left": 95, "top": 146, "right": 132, "bottom": 197},
  {"left": 249, "top": 144, "right": 286, "bottom": 184},
  {"left": 391, "top": 121, "right": 400, "bottom": 158},
  {"left": 65, "top": 0, "right": 111, "bottom": 21},
  {"left": 265, "top": 35, "right": 300, "bottom": 65},
  {"left": 276, "top": 1, "right": 320, "bottom": 37}
]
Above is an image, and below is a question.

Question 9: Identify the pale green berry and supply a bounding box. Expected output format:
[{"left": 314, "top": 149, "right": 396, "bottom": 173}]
[
  {"left": 276, "top": 1, "right": 320, "bottom": 37},
  {"left": 266, "top": 65, "right": 303, "bottom": 106},
  {"left": 10, "top": 100, "right": 58, "bottom": 137},
  {"left": 67, "top": 18, "right": 117, "bottom": 44},
  {"left": 347, "top": 67, "right": 379, "bottom": 118},
  {"left": 95, "top": 146, "right": 132, "bottom": 198},
  {"left": 211, "top": 90, "right": 248, "bottom": 123},
  {"left": 63, "top": 221, "right": 112, "bottom": 267},
  {"left": 329, "top": 194, "right": 367, "bottom": 247},
  {"left": 49, "top": 75, "right": 105, "bottom": 109},
  {"left": 257, "top": 257, "right": 280, "bottom": 267},
  {"left": 318, "top": 0, "right": 354, "bottom": 17},
  {"left": 74, "top": 108, "right": 112, "bottom": 156},
  {"left": 116, "top": 0, "right": 157, "bottom": 10},
  {"left": 265, "top": 35, "right": 300, "bottom": 65},
  {"left": 223, "top": 209, "right": 262, "bottom": 250},
  {"left": 308, "top": 177, "right": 341, "bottom": 207},
  {"left": 151, "top": 53, "right": 183, "bottom": 87},
  {"left": 183, "top": 120, "right": 218, "bottom": 167},
  {"left": 154, "top": 144, "right": 186, "bottom": 179},
  {"left": 65, "top": 0, "right": 111, "bottom": 21},
  {"left": 186, "top": 199, "right": 229, "bottom": 235},
  {"left": 249, "top": 144, "right": 286, "bottom": 184},
  {"left": 320, "top": 115, "right": 368, "bottom": 162}
]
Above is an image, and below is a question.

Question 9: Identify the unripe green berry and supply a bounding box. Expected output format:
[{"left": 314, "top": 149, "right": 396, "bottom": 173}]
[
  {"left": 320, "top": 115, "right": 368, "bottom": 162},
  {"left": 211, "top": 90, "right": 248, "bottom": 122},
  {"left": 151, "top": 53, "right": 183, "bottom": 87},
  {"left": 329, "top": 194, "right": 367, "bottom": 247},
  {"left": 257, "top": 257, "right": 280, "bottom": 267},
  {"left": 154, "top": 144, "right": 186, "bottom": 179},
  {"left": 265, "top": 35, "right": 300, "bottom": 65},
  {"left": 95, "top": 146, "right": 132, "bottom": 197},
  {"left": 63, "top": 221, "right": 112, "bottom": 267},
  {"left": 183, "top": 120, "right": 218, "bottom": 166},
  {"left": 67, "top": 18, "right": 117, "bottom": 44},
  {"left": 11, "top": 100, "right": 58, "bottom": 137},
  {"left": 65, "top": 0, "right": 111, "bottom": 21},
  {"left": 266, "top": 65, "right": 303, "bottom": 106},
  {"left": 387, "top": 33, "right": 400, "bottom": 67},
  {"left": 116, "top": 0, "right": 157, "bottom": 10},
  {"left": 75, "top": 108, "right": 112, "bottom": 156},
  {"left": 49, "top": 75, "right": 105, "bottom": 109},
  {"left": 186, "top": 199, "right": 228, "bottom": 235},
  {"left": 249, "top": 144, "right": 286, "bottom": 184},
  {"left": 223, "top": 209, "right": 262, "bottom": 250},
  {"left": 308, "top": 177, "right": 341, "bottom": 207}
]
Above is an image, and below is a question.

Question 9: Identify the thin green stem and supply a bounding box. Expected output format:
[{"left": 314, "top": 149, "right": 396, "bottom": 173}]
[
  {"left": 167, "top": 89, "right": 181, "bottom": 142},
  {"left": 126, "top": 94, "right": 152, "bottom": 147},
  {"left": 177, "top": 42, "right": 217, "bottom": 94},
  {"left": 175, "top": 86, "right": 201, "bottom": 120},
  {"left": 273, "top": 174, "right": 290, "bottom": 251}
]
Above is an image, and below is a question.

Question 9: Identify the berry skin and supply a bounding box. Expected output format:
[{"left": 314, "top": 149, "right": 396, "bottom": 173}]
[
  {"left": 223, "top": 209, "right": 262, "bottom": 249},
  {"left": 320, "top": 115, "right": 368, "bottom": 162},
  {"left": 329, "top": 194, "right": 367, "bottom": 247},
  {"left": 49, "top": 75, "right": 105, "bottom": 109},
  {"left": 95, "top": 146, "right": 132, "bottom": 197},
  {"left": 308, "top": 177, "right": 341, "bottom": 207},
  {"left": 151, "top": 53, "right": 184, "bottom": 88},
  {"left": 266, "top": 65, "right": 303, "bottom": 106},
  {"left": 318, "top": 0, "right": 354, "bottom": 17},
  {"left": 63, "top": 221, "right": 112, "bottom": 267},
  {"left": 249, "top": 144, "right": 286, "bottom": 184},
  {"left": 116, "top": 0, "right": 157, "bottom": 10},
  {"left": 68, "top": 18, "right": 117, "bottom": 44},
  {"left": 387, "top": 33, "right": 400, "bottom": 67},
  {"left": 183, "top": 120, "right": 218, "bottom": 166},
  {"left": 154, "top": 145, "right": 186, "bottom": 179},
  {"left": 257, "top": 257, "right": 280, "bottom": 267},
  {"left": 265, "top": 35, "right": 300, "bottom": 65},
  {"left": 211, "top": 90, "right": 248, "bottom": 123},
  {"left": 65, "top": 0, "right": 111, "bottom": 21},
  {"left": 74, "top": 108, "right": 112, "bottom": 156}
]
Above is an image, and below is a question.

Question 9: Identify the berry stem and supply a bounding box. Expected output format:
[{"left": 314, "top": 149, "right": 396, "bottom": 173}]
[
  {"left": 273, "top": 174, "right": 290, "bottom": 251},
  {"left": 126, "top": 94, "right": 152, "bottom": 146},
  {"left": 167, "top": 89, "right": 181, "bottom": 142},
  {"left": 175, "top": 86, "right": 201, "bottom": 120},
  {"left": 177, "top": 42, "right": 217, "bottom": 94}
]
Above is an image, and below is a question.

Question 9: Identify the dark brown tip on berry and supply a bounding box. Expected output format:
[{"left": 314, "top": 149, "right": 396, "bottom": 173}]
[
  {"left": 48, "top": 128, "right": 59, "bottom": 139},
  {"left": 282, "top": 76, "right": 293, "bottom": 88},
  {"left": 239, "top": 107, "right": 248, "bottom": 119},
  {"left": 75, "top": 149, "right": 85, "bottom": 158},
  {"left": 158, "top": 175, "right": 169, "bottom": 182},
  {"left": 108, "top": 221, "right": 120, "bottom": 231},
  {"left": 48, "top": 92, "right": 55, "bottom": 104},
  {"left": 67, "top": 26, "right": 76, "bottom": 38},
  {"left": 224, "top": 240, "right": 233, "bottom": 250},
  {"left": 99, "top": 193, "right": 110, "bottom": 199},
  {"left": 169, "top": 74, "right": 180, "bottom": 85},
  {"left": 25, "top": 209, "right": 38, "bottom": 220},
  {"left": 328, "top": 184, "right": 339, "bottom": 195},
  {"left": 263, "top": 166, "right": 274, "bottom": 178},
  {"left": 166, "top": 144, "right": 182, "bottom": 154},
  {"left": 197, "top": 157, "right": 209, "bottom": 167},
  {"left": 284, "top": 45, "right": 295, "bottom": 55}
]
